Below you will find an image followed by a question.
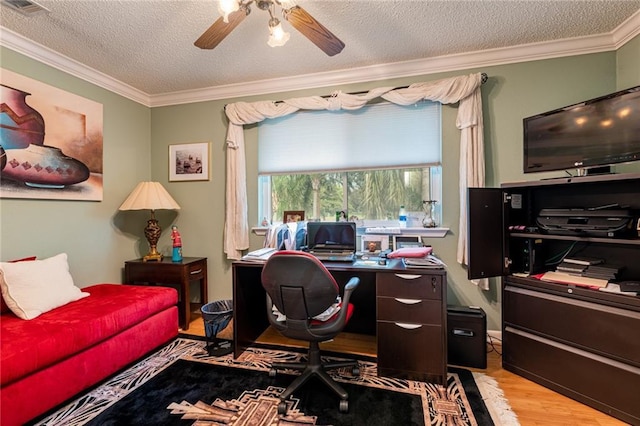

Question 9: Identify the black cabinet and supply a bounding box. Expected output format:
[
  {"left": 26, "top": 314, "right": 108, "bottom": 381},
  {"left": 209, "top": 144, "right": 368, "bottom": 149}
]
[{"left": 468, "top": 173, "right": 640, "bottom": 425}]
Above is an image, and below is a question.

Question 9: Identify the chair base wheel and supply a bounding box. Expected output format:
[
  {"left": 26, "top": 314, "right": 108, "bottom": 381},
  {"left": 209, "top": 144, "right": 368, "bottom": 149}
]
[
  {"left": 339, "top": 399, "right": 349, "bottom": 412},
  {"left": 278, "top": 401, "right": 287, "bottom": 415}
]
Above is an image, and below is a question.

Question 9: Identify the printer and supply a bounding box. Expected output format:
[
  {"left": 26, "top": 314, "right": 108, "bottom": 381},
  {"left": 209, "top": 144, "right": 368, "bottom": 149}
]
[{"left": 536, "top": 208, "right": 636, "bottom": 238}]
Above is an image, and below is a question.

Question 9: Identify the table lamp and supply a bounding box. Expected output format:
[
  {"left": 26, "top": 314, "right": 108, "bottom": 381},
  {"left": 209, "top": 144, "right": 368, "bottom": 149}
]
[{"left": 119, "top": 181, "right": 181, "bottom": 262}]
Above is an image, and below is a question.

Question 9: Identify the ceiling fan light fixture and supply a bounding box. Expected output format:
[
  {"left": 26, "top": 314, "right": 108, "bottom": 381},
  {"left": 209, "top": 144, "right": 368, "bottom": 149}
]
[
  {"left": 196, "top": 0, "right": 343, "bottom": 55},
  {"left": 218, "top": 0, "right": 240, "bottom": 23},
  {"left": 267, "top": 17, "right": 290, "bottom": 47}
]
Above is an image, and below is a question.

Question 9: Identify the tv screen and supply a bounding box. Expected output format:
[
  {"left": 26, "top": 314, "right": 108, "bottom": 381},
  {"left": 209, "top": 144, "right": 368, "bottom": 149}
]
[{"left": 523, "top": 86, "right": 640, "bottom": 174}]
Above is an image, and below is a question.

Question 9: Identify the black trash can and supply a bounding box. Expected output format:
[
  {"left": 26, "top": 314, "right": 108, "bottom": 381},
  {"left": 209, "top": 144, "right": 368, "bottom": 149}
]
[{"left": 201, "top": 300, "right": 233, "bottom": 356}]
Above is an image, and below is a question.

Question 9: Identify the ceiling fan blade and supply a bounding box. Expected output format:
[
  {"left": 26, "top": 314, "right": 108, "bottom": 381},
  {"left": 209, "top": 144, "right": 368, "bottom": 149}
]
[
  {"left": 283, "top": 6, "right": 345, "bottom": 56},
  {"left": 194, "top": 8, "right": 248, "bottom": 50}
]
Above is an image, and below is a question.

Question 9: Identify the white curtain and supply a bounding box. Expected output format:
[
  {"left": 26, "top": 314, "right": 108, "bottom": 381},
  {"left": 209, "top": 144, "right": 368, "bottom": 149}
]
[{"left": 223, "top": 72, "right": 487, "bottom": 288}]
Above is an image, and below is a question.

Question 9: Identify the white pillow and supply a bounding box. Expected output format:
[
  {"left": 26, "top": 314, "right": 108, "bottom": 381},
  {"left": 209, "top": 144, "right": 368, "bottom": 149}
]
[{"left": 0, "top": 253, "right": 89, "bottom": 320}]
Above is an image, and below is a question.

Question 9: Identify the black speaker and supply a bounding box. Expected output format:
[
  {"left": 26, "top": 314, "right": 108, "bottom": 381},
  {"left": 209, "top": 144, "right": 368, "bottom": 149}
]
[{"left": 447, "top": 306, "right": 487, "bottom": 369}]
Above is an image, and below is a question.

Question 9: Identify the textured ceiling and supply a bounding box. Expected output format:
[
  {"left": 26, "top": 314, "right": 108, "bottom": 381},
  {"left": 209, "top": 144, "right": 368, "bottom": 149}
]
[{"left": 1, "top": 0, "right": 639, "bottom": 99}]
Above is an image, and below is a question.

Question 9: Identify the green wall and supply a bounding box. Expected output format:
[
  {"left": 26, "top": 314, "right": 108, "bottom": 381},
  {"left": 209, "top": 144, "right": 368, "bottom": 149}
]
[
  {"left": 0, "top": 47, "right": 152, "bottom": 287},
  {"left": 2, "top": 35, "right": 639, "bottom": 332},
  {"left": 617, "top": 33, "right": 640, "bottom": 90},
  {"left": 150, "top": 49, "right": 639, "bottom": 331}
]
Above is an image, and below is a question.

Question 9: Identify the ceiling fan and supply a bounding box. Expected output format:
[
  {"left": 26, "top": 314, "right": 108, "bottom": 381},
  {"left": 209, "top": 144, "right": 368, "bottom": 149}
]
[{"left": 194, "top": 0, "right": 345, "bottom": 56}]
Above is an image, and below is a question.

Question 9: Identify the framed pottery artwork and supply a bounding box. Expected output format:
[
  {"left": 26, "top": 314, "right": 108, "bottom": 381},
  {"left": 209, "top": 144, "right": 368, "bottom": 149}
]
[
  {"left": 361, "top": 234, "right": 389, "bottom": 254},
  {"left": 283, "top": 210, "right": 304, "bottom": 223},
  {"left": 0, "top": 68, "right": 104, "bottom": 201},
  {"left": 169, "top": 142, "right": 210, "bottom": 182},
  {"left": 393, "top": 235, "right": 423, "bottom": 250}
]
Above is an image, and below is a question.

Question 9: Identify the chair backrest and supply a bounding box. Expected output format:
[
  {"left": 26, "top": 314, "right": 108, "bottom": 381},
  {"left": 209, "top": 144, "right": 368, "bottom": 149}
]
[{"left": 261, "top": 250, "right": 339, "bottom": 320}]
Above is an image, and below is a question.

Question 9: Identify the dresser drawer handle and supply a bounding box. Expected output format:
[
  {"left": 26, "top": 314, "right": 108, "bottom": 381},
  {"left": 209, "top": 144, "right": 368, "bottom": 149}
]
[
  {"left": 395, "top": 298, "right": 421, "bottom": 305},
  {"left": 190, "top": 269, "right": 203, "bottom": 275},
  {"left": 395, "top": 323, "right": 422, "bottom": 330},
  {"left": 394, "top": 274, "right": 422, "bottom": 280}
]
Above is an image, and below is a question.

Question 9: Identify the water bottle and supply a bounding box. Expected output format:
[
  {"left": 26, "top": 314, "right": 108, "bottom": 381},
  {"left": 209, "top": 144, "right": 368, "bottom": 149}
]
[{"left": 398, "top": 205, "right": 407, "bottom": 228}]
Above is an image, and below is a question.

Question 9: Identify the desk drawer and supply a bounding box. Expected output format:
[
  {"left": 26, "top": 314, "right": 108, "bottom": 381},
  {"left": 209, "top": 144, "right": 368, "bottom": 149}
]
[
  {"left": 377, "top": 296, "right": 442, "bottom": 324},
  {"left": 377, "top": 320, "right": 444, "bottom": 382},
  {"left": 504, "top": 327, "right": 640, "bottom": 424},
  {"left": 504, "top": 285, "right": 640, "bottom": 365},
  {"left": 377, "top": 273, "right": 442, "bottom": 300},
  {"left": 187, "top": 260, "right": 207, "bottom": 280}
]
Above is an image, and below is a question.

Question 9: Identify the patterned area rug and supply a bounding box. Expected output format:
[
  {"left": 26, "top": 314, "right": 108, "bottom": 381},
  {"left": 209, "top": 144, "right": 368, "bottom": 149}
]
[{"left": 30, "top": 337, "right": 518, "bottom": 426}]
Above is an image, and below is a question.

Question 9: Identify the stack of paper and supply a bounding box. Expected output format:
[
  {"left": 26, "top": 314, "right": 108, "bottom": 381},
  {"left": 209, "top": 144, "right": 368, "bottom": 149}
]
[
  {"left": 556, "top": 256, "right": 625, "bottom": 281},
  {"left": 599, "top": 283, "right": 639, "bottom": 295},
  {"left": 582, "top": 263, "right": 625, "bottom": 280},
  {"left": 403, "top": 254, "right": 446, "bottom": 269},
  {"left": 556, "top": 261, "right": 587, "bottom": 274},
  {"left": 241, "top": 248, "right": 276, "bottom": 262},
  {"left": 562, "top": 256, "right": 604, "bottom": 266}
]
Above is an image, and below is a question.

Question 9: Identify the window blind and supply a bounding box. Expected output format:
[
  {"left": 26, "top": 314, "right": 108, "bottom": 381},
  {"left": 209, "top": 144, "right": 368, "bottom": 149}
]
[{"left": 258, "top": 101, "right": 441, "bottom": 175}]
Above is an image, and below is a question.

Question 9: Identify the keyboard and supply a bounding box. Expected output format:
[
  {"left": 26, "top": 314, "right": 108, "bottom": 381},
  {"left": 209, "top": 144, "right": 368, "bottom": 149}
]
[{"left": 311, "top": 253, "right": 355, "bottom": 262}]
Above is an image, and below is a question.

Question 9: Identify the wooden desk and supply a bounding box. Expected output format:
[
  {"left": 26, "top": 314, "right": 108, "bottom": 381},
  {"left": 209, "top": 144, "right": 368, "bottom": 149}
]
[
  {"left": 124, "top": 257, "right": 207, "bottom": 330},
  {"left": 232, "top": 259, "right": 447, "bottom": 385}
]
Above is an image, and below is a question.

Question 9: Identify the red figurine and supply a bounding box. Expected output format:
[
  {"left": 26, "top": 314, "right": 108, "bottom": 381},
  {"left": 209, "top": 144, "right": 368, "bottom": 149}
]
[{"left": 171, "top": 226, "right": 183, "bottom": 262}]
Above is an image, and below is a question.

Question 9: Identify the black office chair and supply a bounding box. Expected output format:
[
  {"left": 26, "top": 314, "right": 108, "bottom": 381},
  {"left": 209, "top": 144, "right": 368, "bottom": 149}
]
[{"left": 261, "top": 250, "right": 360, "bottom": 414}]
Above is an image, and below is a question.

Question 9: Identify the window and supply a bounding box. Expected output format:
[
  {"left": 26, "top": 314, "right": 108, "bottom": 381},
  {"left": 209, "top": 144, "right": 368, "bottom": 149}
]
[{"left": 258, "top": 101, "right": 442, "bottom": 226}]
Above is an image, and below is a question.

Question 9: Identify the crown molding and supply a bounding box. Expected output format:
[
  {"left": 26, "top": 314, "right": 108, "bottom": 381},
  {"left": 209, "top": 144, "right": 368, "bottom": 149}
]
[
  {"left": 149, "top": 32, "right": 617, "bottom": 107},
  {"left": 612, "top": 7, "right": 640, "bottom": 48},
  {"left": 0, "top": 27, "right": 150, "bottom": 105},
  {"left": 2, "top": 9, "right": 638, "bottom": 108}
]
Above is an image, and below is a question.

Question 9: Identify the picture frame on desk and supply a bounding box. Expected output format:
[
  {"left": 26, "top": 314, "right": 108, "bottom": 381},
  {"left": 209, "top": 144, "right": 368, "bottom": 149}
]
[
  {"left": 361, "top": 234, "right": 389, "bottom": 253},
  {"left": 283, "top": 210, "right": 305, "bottom": 223},
  {"left": 393, "top": 235, "right": 422, "bottom": 250}
]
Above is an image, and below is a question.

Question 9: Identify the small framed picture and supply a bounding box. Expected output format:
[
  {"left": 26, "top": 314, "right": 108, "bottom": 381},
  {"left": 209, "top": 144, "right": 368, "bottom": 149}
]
[
  {"left": 169, "top": 142, "right": 210, "bottom": 181},
  {"left": 283, "top": 210, "right": 305, "bottom": 223},
  {"left": 361, "top": 234, "right": 389, "bottom": 253},
  {"left": 393, "top": 235, "right": 422, "bottom": 250}
]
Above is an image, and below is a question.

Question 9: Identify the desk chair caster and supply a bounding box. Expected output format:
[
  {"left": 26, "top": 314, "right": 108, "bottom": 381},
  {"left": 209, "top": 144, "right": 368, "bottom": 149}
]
[{"left": 270, "top": 363, "right": 360, "bottom": 414}]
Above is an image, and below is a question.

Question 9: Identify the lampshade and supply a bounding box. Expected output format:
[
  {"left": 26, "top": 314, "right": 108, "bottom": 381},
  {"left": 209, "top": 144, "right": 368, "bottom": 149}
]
[
  {"left": 119, "top": 181, "right": 180, "bottom": 211},
  {"left": 119, "top": 182, "right": 180, "bottom": 262}
]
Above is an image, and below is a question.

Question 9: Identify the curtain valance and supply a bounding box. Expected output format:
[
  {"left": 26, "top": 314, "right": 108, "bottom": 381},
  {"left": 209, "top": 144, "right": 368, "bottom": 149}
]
[{"left": 223, "top": 72, "right": 487, "bottom": 289}]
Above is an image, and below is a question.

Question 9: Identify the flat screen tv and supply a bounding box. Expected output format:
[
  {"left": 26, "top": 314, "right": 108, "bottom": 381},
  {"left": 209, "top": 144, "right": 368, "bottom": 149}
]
[{"left": 523, "top": 85, "right": 640, "bottom": 174}]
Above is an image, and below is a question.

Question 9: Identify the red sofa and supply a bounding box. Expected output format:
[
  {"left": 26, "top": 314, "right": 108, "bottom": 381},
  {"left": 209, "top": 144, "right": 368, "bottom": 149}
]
[{"left": 0, "top": 283, "right": 178, "bottom": 426}]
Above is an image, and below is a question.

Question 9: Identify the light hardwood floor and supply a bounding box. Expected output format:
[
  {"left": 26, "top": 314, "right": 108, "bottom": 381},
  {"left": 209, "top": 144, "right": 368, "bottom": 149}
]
[{"left": 184, "top": 316, "right": 626, "bottom": 426}]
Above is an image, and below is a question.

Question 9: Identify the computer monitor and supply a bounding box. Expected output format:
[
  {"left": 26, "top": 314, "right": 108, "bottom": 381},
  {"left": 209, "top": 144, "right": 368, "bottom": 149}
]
[{"left": 306, "top": 222, "right": 357, "bottom": 252}]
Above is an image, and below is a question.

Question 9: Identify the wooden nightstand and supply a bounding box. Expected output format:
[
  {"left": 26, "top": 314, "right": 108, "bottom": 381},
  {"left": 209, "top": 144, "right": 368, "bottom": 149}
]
[{"left": 124, "top": 257, "right": 208, "bottom": 330}]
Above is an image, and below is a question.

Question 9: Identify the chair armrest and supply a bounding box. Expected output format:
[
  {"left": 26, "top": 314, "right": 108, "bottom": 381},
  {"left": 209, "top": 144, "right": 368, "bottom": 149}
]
[
  {"left": 342, "top": 276, "right": 360, "bottom": 306},
  {"left": 345, "top": 276, "right": 359, "bottom": 291}
]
